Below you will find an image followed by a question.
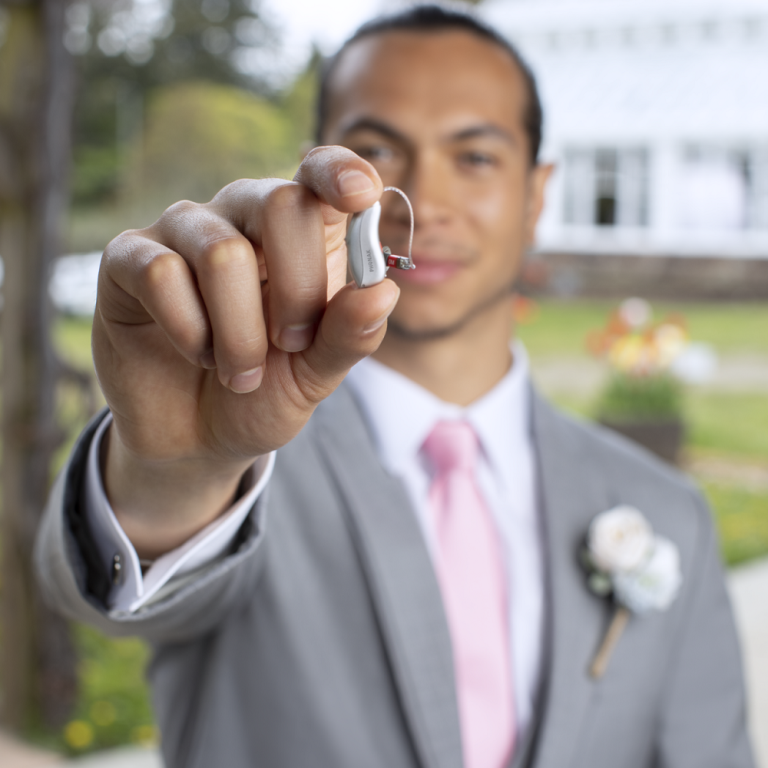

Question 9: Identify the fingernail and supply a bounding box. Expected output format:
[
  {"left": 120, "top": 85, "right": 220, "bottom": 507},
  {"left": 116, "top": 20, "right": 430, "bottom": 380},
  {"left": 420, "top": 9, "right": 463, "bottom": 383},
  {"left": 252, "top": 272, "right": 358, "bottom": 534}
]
[
  {"left": 278, "top": 323, "right": 313, "bottom": 352},
  {"left": 229, "top": 366, "right": 264, "bottom": 394},
  {"left": 200, "top": 350, "right": 216, "bottom": 369},
  {"left": 337, "top": 170, "right": 374, "bottom": 198},
  {"left": 363, "top": 299, "right": 398, "bottom": 334}
]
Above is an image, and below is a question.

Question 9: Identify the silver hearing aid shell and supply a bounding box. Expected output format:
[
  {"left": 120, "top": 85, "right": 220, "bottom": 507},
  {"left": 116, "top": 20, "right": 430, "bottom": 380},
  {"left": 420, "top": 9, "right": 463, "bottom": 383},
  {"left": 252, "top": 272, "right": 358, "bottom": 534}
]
[{"left": 346, "top": 202, "right": 388, "bottom": 288}]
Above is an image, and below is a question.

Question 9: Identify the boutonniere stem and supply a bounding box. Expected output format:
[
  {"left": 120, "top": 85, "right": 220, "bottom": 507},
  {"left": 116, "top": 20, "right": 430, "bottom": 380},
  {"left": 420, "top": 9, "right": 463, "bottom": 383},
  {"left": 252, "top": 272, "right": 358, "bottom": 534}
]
[
  {"left": 583, "top": 506, "right": 682, "bottom": 680},
  {"left": 590, "top": 606, "right": 630, "bottom": 679}
]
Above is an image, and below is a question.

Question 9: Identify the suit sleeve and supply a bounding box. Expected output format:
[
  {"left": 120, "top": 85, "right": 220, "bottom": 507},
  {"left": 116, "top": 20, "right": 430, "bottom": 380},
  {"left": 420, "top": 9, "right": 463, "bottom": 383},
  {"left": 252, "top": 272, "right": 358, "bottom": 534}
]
[
  {"left": 655, "top": 490, "right": 756, "bottom": 768},
  {"left": 33, "top": 410, "right": 271, "bottom": 644}
]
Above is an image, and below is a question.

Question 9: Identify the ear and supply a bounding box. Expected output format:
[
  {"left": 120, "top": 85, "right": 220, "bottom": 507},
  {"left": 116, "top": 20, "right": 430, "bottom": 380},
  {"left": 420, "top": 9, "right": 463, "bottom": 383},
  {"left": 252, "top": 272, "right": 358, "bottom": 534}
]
[{"left": 524, "top": 162, "right": 555, "bottom": 247}]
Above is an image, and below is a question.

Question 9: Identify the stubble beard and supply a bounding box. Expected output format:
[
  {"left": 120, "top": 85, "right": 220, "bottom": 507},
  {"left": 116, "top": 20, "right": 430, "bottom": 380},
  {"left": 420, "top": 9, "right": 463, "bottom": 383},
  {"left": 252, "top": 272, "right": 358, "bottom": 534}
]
[{"left": 385, "top": 278, "right": 517, "bottom": 343}]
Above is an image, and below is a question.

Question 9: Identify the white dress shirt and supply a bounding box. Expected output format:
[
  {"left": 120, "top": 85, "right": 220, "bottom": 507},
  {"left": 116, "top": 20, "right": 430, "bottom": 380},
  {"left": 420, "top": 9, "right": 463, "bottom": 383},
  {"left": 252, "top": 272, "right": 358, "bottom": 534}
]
[
  {"left": 85, "top": 341, "right": 544, "bottom": 735},
  {"left": 345, "top": 342, "right": 544, "bottom": 736}
]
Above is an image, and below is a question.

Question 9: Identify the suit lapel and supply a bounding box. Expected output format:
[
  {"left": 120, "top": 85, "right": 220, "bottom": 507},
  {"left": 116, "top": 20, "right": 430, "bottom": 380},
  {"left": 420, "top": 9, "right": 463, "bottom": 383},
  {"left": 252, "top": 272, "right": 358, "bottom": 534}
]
[
  {"left": 312, "top": 385, "right": 464, "bottom": 768},
  {"left": 528, "top": 392, "right": 614, "bottom": 768},
  {"left": 310, "top": 384, "right": 614, "bottom": 768}
]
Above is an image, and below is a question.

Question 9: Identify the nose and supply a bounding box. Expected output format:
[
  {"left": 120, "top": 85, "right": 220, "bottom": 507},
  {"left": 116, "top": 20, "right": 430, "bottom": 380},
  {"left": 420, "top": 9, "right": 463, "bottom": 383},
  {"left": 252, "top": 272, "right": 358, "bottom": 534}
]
[{"left": 395, "top": 151, "right": 454, "bottom": 231}]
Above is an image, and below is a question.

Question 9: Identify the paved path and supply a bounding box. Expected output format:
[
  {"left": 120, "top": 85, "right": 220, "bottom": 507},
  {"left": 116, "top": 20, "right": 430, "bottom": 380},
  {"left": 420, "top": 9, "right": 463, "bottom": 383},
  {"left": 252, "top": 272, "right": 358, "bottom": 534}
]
[
  {"left": 531, "top": 352, "right": 768, "bottom": 396},
  {"left": 729, "top": 558, "right": 768, "bottom": 768},
  {"left": 3, "top": 558, "right": 766, "bottom": 768},
  {"left": 0, "top": 739, "right": 161, "bottom": 768}
]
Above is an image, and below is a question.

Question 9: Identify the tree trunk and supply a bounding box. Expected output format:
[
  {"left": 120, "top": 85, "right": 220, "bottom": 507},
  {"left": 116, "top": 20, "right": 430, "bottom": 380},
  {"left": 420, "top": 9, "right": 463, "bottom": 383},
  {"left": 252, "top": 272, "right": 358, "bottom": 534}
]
[{"left": 0, "top": 0, "right": 77, "bottom": 731}]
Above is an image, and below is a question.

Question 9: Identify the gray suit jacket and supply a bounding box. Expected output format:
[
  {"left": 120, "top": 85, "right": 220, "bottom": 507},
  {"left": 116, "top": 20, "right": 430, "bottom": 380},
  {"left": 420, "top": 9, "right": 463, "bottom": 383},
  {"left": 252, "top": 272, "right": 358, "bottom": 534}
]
[{"left": 35, "top": 384, "right": 754, "bottom": 768}]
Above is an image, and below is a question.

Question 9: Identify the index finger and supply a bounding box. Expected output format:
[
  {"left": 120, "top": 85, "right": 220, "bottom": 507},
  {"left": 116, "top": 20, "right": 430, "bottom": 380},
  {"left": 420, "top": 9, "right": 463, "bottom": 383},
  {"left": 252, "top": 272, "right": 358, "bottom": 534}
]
[
  {"left": 206, "top": 147, "right": 382, "bottom": 244},
  {"left": 294, "top": 145, "right": 384, "bottom": 223},
  {"left": 204, "top": 149, "right": 383, "bottom": 352}
]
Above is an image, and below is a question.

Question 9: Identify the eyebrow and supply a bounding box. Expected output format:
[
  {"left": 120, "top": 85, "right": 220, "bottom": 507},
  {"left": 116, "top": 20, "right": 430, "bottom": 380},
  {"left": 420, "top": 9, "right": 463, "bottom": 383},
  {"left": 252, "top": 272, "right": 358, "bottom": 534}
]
[
  {"left": 340, "top": 118, "right": 517, "bottom": 148},
  {"left": 451, "top": 124, "right": 517, "bottom": 147},
  {"left": 340, "top": 118, "right": 408, "bottom": 144}
]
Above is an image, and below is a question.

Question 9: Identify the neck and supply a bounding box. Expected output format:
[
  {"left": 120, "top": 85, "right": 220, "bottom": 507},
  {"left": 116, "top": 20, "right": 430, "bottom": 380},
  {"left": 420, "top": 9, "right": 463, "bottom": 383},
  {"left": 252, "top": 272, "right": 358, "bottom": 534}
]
[{"left": 372, "top": 300, "right": 516, "bottom": 407}]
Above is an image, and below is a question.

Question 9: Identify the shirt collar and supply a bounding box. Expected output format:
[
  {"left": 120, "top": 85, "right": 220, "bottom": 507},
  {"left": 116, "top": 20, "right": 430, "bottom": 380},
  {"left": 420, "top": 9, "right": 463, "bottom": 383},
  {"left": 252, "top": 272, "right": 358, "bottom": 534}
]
[{"left": 345, "top": 341, "right": 532, "bottom": 478}]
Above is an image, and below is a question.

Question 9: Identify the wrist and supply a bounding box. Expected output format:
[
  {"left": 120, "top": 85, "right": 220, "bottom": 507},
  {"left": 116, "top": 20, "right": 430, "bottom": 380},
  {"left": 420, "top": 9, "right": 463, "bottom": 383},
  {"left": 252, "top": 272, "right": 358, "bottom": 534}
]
[{"left": 103, "top": 424, "right": 256, "bottom": 559}]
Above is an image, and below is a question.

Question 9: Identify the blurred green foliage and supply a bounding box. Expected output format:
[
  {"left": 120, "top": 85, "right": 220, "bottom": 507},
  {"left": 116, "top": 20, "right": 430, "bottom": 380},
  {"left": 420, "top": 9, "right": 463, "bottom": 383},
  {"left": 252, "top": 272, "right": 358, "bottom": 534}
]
[
  {"left": 70, "top": 0, "right": 278, "bottom": 208},
  {"left": 62, "top": 626, "right": 156, "bottom": 755},
  {"left": 595, "top": 371, "right": 684, "bottom": 421},
  {"left": 67, "top": 0, "right": 320, "bottom": 249},
  {"left": 68, "top": 62, "right": 318, "bottom": 251},
  {"left": 705, "top": 483, "right": 768, "bottom": 567},
  {"left": 125, "top": 80, "right": 294, "bottom": 208}
]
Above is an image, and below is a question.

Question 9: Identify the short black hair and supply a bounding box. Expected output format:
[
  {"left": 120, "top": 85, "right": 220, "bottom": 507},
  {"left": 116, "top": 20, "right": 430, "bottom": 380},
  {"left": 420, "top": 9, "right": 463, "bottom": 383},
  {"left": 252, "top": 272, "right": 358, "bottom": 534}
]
[{"left": 315, "top": 4, "right": 543, "bottom": 166}]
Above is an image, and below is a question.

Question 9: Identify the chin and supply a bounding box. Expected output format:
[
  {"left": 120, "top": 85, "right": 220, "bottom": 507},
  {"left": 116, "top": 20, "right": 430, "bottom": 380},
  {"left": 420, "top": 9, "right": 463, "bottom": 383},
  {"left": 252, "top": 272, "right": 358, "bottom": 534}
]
[
  {"left": 387, "top": 282, "right": 517, "bottom": 342},
  {"left": 386, "top": 313, "right": 470, "bottom": 342}
]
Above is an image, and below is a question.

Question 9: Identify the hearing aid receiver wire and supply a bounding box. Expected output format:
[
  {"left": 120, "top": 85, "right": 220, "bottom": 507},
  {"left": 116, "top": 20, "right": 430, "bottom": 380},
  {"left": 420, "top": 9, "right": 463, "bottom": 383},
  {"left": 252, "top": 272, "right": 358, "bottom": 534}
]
[{"left": 382, "top": 186, "right": 415, "bottom": 267}]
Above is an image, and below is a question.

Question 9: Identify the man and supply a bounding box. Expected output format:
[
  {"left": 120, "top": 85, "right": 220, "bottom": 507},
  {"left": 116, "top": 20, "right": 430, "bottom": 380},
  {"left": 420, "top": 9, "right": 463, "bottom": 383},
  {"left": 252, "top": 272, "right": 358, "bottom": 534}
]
[{"left": 36, "top": 6, "right": 754, "bottom": 768}]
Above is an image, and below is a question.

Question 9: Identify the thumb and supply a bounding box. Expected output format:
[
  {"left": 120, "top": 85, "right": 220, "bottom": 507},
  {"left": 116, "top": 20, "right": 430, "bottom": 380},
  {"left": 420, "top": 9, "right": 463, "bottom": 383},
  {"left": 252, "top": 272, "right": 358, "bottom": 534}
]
[{"left": 291, "top": 279, "right": 400, "bottom": 402}]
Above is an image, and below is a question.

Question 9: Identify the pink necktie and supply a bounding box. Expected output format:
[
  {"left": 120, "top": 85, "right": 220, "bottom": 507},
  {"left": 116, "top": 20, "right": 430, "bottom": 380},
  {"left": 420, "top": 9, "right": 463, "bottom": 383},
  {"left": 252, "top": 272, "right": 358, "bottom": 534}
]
[{"left": 422, "top": 420, "right": 515, "bottom": 768}]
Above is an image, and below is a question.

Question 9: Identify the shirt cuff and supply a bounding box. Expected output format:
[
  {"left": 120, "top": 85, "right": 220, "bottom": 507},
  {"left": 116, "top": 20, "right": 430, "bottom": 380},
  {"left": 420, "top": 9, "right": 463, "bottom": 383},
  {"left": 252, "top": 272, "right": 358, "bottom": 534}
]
[{"left": 83, "top": 413, "right": 275, "bottom": 615}]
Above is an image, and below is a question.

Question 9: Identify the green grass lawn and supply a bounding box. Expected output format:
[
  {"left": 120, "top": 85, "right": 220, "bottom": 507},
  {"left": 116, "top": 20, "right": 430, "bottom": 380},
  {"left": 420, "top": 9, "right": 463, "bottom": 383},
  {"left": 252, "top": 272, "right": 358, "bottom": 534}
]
[
  {"left": 687, "top": 391, "right": 768, "bottom": 461},
  {"left": 546, "top": 389, "right": 768, "bottom": 464},
  {"left": 48, "top": 299, "right": 767, "bottom": 754},
  {"left": 516, "top": 298, "right": 768, "bottom": 356}
]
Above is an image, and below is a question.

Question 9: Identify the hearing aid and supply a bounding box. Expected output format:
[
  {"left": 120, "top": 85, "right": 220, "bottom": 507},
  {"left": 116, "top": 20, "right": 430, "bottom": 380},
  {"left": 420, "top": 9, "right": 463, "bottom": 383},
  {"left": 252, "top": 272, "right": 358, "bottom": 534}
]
[{"left": 346, "top": 186, "right": 415, "bottom": 288}]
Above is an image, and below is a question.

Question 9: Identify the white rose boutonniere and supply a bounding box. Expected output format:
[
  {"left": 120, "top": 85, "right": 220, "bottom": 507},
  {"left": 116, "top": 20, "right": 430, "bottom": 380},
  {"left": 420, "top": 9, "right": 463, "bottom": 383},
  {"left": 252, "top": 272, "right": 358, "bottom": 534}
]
[{"left": 583, "top": 505, "right": 682, "bottom": 679}]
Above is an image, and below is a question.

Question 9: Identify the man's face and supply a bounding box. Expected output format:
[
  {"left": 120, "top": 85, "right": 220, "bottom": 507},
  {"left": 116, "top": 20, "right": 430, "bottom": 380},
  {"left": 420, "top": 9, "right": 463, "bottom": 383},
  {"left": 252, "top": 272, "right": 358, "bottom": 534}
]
[{"left": 323, "top": 30, "right": 549, "bottom": 339}]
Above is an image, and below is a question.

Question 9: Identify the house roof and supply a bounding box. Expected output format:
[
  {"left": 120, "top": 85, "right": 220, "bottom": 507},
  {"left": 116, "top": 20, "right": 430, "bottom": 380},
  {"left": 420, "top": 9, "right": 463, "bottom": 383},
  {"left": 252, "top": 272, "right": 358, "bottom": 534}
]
[{"left": 483, "top": 0, "right": 768, "bottom": 146}]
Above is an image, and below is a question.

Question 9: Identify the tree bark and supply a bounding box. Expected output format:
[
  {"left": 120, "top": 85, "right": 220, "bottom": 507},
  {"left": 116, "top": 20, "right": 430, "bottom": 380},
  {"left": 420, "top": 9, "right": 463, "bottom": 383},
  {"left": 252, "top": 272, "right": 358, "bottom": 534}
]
[{"left": 0, "top": 0, "right": 77, "bottom": 731}]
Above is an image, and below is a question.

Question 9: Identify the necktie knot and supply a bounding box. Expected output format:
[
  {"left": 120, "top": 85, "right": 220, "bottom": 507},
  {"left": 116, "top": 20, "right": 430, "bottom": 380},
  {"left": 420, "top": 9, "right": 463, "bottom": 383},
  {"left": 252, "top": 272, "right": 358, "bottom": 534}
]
[{"left": 422, "top": 420, "right": 479, "bottom": 474}]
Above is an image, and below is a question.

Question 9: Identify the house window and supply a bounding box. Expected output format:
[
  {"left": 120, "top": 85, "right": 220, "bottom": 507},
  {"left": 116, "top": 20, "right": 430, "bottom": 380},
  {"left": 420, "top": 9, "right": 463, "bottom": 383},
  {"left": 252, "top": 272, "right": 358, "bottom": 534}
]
[
  {"left": 678, "top": 145, "right": 768, "bottom": 231},
  {"left": 564, "top": 147, "right": 649, "bottom": 227},
  {"left": 595, "top": 150, "right": 617, "bottom": 225}
]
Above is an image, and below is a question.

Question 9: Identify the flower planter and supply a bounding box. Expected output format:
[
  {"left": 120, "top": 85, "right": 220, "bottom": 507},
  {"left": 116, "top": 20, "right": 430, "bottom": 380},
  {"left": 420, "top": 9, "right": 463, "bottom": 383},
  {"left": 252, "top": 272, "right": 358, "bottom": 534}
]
[{"left": 599, "top": 418, "right": 685, "bottom": 465}]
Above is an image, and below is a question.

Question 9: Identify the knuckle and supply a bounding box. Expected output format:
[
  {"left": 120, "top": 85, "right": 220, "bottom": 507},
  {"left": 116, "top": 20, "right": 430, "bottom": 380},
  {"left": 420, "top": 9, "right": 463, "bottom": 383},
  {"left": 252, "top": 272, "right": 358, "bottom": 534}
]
[
  {"left": 264, "top": 182, "right": 315, "bottom": 214},
  {"left": 219, "top": 332, "right": 267, "bottom": 367},
  {"left": 160, "top": 199, "right": 199, "bottom": 224},
  {"left": 215, "top": 178, "right": 261, "bottom": 200},
  {"left": 173, "top": 320, "right": 207, "bottom": 356},
  {"left": 272, "top": 278, "right": 324, "bottom": 306},
  {"left": 304, "top": 144, "right": 351, "bottom": 163},
  {"left": 292, "top": 357, "right": 336, "bottom": 406},
  {"left": 209, "top": 178, "right": 283, "bottom": 219},
  {"left": 198, "top": 237, "right": 252, "bottom": 277},
  {"left": 145, "top": 200, "right": 201, "bottom": 241},
  {"left": 102, "top": 229, "right": 140, "bottom": 266},
  {"left": 141, "top": 250, "right": 182, "bottom": 292}
]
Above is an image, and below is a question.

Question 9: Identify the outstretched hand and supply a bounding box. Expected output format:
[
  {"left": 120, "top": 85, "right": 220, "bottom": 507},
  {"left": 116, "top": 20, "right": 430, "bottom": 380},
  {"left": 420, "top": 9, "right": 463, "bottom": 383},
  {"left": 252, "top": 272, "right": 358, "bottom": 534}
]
[{"left": 94, "top": 147, "right": 398, "bottom": 556}]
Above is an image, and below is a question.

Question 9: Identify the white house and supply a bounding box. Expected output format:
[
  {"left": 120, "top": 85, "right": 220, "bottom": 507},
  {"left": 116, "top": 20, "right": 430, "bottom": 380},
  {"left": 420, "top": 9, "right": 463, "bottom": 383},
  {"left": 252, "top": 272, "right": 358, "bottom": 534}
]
[{"left": 483, "top": 0, "right": 768, "bottom": 260}]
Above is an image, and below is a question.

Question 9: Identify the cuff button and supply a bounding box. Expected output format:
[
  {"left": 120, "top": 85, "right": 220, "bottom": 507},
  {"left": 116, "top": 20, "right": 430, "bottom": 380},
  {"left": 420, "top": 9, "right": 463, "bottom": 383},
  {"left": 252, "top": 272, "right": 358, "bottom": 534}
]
[{"left": 111, "top": 553, "right": 124, "bottom": 586}]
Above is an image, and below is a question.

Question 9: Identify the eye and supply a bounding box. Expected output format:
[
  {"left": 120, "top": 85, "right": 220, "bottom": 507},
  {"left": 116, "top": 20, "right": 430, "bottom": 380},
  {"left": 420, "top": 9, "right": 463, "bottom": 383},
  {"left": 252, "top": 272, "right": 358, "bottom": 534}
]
[
  {"left": 354, "top": 144, "right": 397, "bottom": 164},
  {"left": 458, "top": 150, "right": 498, "bottom": 169}
]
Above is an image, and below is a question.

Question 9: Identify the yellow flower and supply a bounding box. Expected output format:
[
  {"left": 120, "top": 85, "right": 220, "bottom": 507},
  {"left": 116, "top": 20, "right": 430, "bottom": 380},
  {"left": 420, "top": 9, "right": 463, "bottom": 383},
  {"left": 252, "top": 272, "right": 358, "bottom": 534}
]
[
  {"left": 609, "top": 336, "right": 647, "bottom": 373},
  {"left": 132, "top": 724, "right": 159, "bottom": 747},
  {"left": 90, "top": 700, "right": 117, "bottom": 727},
  {"left": 64, "top": 720, "right": 94, "bottom": 750},
  {"left": 654, "top": 323, "right": 688, "bottom": 367}
]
